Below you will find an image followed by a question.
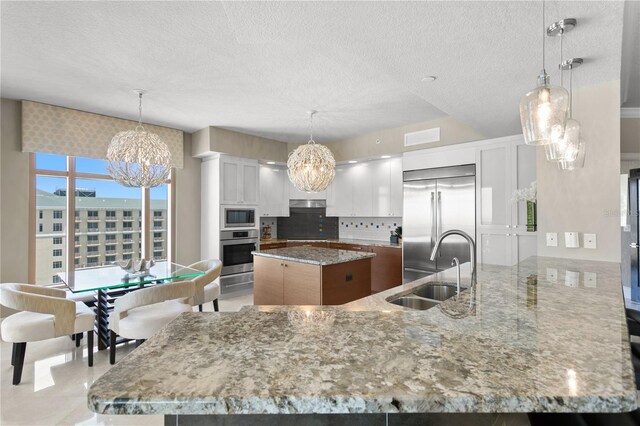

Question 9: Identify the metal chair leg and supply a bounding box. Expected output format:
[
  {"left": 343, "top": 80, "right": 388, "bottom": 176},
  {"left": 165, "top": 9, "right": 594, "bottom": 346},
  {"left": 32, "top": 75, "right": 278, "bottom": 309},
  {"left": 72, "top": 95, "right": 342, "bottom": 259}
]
[
  {"left": 12, "top": 342, "right": 26, "bottom": 385},
  {"left": 213, "top": 299, "right": 219, "bottom": 312},
  {"left": 11, "top": 343, "right": 17, "bottom": 366},
  {"left": 109, "top": 330, "right": 117, "bottom": 365},
  {"left": 75, "top": 333, "right": 82, "bottom": 347},
  {"left": 87, "top": 330, "right": 94, "bottom": 367}
]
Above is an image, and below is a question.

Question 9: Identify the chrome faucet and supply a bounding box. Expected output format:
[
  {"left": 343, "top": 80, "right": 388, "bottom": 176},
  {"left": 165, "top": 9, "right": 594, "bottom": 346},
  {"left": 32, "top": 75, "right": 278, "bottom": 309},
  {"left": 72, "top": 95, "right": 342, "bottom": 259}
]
[
  {"left": 451, "top": 257, "right": 461, "bottom": 297},
  {"left": 430, "top": 229, "right": 476, "bottom": 285}
]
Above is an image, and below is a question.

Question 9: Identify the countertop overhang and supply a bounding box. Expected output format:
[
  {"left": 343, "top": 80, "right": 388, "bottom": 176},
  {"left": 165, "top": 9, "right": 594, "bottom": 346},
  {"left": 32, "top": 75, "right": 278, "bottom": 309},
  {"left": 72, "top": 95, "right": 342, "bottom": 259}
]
[
  {"left": 88, "top": 257, "right": 637, "bottom": 415},
  {"left": 252, "top": 246, "right": 376, "bottom": 266}
]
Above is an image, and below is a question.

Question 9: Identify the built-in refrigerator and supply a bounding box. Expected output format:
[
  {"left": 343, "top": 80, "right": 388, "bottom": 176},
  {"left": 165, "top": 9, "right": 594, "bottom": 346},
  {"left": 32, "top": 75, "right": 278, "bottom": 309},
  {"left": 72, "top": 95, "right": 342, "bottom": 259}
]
[
  {"left": 630, "top": 168, "right": 640, "bottom": 301},
  {"left": 402, "top": 164, "right": 476, "bottom": 283}
]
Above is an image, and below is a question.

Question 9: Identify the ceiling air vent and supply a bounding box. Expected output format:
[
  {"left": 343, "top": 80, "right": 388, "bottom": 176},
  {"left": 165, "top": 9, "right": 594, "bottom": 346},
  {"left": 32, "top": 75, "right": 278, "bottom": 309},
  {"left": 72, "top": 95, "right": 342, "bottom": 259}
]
[{"left": 404, "top": 127, "right": 441, "bottom": 147}]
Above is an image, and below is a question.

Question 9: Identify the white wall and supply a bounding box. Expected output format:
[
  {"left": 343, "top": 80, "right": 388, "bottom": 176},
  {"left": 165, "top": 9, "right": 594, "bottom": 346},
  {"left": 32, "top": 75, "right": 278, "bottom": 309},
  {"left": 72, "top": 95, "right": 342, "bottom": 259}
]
[
  {"left": 175, "top": 133, "right": 202, "bottom": 266},
  {"left": 537, "top": 81, "right": 621, "bottom": 262}
]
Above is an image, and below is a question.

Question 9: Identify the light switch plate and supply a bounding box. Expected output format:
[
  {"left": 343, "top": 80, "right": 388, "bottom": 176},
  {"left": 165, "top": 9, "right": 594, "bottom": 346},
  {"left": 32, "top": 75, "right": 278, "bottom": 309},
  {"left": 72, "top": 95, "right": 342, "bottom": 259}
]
[
  {"left": 584, "top": 233, "right": 597, "bottom": 249},
  {"left": 546, "top": 232, "right": 558, "bottom": 247},
  {"left": 584, "top": 272, "right": 597, "bottom": 288},
  {"left": 565, "top": 232, "right": 579, "bottom": 248},
  {"left": 546, "top": 268, "right": 558, "bottom": 283},
  {"left": 565, "top": 270, "right": 580, "bottom": 287}
]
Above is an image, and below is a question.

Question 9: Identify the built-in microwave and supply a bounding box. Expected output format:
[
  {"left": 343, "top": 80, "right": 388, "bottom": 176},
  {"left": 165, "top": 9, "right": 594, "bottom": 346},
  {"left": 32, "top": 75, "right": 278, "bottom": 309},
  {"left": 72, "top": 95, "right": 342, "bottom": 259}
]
[{"left": 222, "top": 206, "right": 256, "bottom": 229}]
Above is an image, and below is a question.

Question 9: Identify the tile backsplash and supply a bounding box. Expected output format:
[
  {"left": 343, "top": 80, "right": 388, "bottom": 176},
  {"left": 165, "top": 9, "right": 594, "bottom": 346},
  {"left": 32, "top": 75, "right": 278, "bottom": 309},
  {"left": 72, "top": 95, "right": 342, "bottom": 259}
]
[
  {"left": 339, "top": 217, "right": 402, "bottom": 241},
  {"left": 260, "top": 218, "right": 278, "bottom": 239}
]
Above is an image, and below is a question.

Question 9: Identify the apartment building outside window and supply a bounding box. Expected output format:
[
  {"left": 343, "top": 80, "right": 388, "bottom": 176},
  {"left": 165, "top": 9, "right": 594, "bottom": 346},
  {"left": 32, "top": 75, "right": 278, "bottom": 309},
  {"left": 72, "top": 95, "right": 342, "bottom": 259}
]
[
  {"left": 31, "top": 153, "right": 173, "bottom": 284},
  {"left": 153, "top": 221, "right": 162, "bottom": 229},
  {"left": 52, "top": 275, "right": 61, "bottom": 284}
]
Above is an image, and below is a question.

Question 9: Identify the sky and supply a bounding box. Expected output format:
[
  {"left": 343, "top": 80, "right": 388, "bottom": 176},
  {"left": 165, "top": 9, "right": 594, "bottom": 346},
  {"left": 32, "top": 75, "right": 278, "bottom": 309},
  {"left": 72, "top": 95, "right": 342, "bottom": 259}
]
[{"left": 36, "top": 153, "right": 168, "bottom": 200}]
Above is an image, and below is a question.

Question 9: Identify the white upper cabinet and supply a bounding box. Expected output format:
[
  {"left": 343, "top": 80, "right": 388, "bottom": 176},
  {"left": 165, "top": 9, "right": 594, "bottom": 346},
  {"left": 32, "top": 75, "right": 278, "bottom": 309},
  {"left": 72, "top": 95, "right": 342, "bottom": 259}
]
[
  {"left": 326, "top": 158, "right": 403, "bottom": 217},
  {"left": 477, "top": 144, "right": 510, "bottom": 227},
  {"left": 288, "top": 178, "right": 326, "bottom": 200},
  {"left": 259, "top": 165, "right": 289, "bottom": 217},
  {"left": 220, "top": 156, "right": 259, "bottom": 205}
]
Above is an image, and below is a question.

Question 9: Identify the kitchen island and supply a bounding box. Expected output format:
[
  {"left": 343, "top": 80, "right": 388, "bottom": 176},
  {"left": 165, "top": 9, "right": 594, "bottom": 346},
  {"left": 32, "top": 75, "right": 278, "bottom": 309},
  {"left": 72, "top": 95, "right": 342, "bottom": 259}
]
[
  {"left": 88, "top": 257, "right": 637, "bottom": 425},
  {"left": 252, "top": 247, "right": 376, "bottom": 305}
]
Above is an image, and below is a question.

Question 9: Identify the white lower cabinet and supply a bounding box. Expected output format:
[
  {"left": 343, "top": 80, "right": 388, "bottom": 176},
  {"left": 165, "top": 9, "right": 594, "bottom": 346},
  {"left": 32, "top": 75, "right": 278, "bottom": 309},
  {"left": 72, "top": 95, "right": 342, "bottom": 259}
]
[{"left": 478, "top": 229, "right": 537, "bottom": 266}]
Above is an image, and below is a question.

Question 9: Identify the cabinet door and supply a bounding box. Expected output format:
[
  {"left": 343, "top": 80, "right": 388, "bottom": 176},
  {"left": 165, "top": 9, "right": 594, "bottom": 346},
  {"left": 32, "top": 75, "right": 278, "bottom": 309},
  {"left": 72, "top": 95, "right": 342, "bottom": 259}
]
[
  {"left": 289, "top": 179, "right": 326, "bottom": 200},
  {"left": 221, "top": 158, "right": 240, "bottom": 204},
  {"left": 371, "top": 246, "right": 402, "bottom": 292},
  {"left": 478, "top": 230, "right": 512, "bottom": 266},
  {"left": 351, "top": 164, "right": 372, "bottom": 217},
  {"left": 371, "top": 160, "right": 391, "bottom": 217},
  {"left": 389, "top": 157, "right": 403, "bottom": 217},
  {"left": 513, "top": 233, "right": 537, "bottom": 263},
  {"left": 477, "top": 145, "right": 511, "bottom": 227},
  {"left": 283, "top": 261, "right": 321, "bottom": 305},
  {"left": 327, "top": 166, "right": 352, "bottom": 217},
  {"left": 259, "top": 165, "right": 284, "bottom": 216},
  {"left": 253, "top": 257, "right": 284, "bottom": 305},
  {"left": 241, "top": 162, "right": 259, "bottom": 205}
]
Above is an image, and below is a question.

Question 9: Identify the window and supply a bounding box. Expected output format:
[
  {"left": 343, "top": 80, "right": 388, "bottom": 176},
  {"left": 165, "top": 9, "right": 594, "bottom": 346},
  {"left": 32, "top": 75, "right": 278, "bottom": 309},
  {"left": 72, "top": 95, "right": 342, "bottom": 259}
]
[
  {"left": 153, "top": 221, "right": 162, "bottom": 228},
  {"left": 52, "top": 261, "right": 62, "bottom": 269},
  {"left": 154, "top": 241, "right": 163, "bottom": 248},
  {"left": 32, "top": 153, "right": 172, "bottom": 282},
  {"left": 154, "top": 232, "right": 162, "bottom": 238},
  {"left": 154, "top": 251, "right": 163, "bottom": 258},
  {"left": 122, "top": 254, "right": 132, "bottom": 260},
  {"left": 53, "top": 249, "right": 62, "bottom": 257},
  {"left": 52, "top": 275, "right": 61, "bottom": 284},
  {"left": 105, "top": 255, "right": 116, "bottom": 262}
]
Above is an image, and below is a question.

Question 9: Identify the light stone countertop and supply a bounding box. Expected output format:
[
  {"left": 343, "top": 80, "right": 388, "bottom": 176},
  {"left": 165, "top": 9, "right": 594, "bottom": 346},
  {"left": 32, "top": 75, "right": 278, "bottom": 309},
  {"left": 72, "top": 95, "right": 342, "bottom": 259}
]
[
  {"left": 252, "top": 247, "right": 376, "bottom": 266},
  {"left": 88, "top": 256, "right": 637, "bottom": 415}
]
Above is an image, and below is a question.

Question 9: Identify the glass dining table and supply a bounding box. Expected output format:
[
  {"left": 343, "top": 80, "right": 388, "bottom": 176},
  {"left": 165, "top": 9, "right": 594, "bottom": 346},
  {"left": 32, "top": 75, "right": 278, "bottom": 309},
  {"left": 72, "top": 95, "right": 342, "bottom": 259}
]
[{"left": 58, "top": 261, "right": 203, "bottom": 350}]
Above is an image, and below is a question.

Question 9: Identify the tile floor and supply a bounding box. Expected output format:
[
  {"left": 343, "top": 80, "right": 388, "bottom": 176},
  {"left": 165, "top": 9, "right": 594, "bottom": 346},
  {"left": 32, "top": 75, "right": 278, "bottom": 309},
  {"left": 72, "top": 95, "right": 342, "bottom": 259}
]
[{"left": 0, "top": 293, "right": 253, "bottom": 426}]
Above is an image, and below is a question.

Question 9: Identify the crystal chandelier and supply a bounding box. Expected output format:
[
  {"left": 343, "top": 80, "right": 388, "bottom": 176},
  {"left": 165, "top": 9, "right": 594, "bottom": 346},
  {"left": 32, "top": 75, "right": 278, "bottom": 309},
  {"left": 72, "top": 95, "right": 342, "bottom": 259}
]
[
  {"left": 287, "top": 111, "right": 335, "bottom": 193},
  {"left": 107, "top": 91, "right": 172, "bottom": 188},
  {"left": 519, "top": 2, "right": 570, "bottom": 146}
]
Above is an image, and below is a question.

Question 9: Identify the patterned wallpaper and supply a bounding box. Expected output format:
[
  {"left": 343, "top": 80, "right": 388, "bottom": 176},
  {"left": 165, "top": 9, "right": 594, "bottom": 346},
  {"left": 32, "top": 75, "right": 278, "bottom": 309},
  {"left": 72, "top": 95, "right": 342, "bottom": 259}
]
[{"left": 22, "top": 101, "right": 184, "bottom": 168}]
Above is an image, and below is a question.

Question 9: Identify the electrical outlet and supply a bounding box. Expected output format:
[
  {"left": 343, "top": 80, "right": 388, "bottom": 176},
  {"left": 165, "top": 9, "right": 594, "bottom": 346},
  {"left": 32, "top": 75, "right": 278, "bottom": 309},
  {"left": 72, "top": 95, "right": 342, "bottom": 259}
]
[
  {"left": 565, "top": 232, "right": 579, "bottom": 248},
  {"left": 565, "top": 270, "right": 580, "bottom": 287},
  {"left": 546, "top": 268, "right": 558, "bottom": 283},
  {"left": 584, "top": 233, "right": 597, "bottom": 249},
  {"left": 584, "top": 272, "right": 597, "bottom": 288},
  {"left": 546, "top": 232, "right": 558, "bottom": 247}
]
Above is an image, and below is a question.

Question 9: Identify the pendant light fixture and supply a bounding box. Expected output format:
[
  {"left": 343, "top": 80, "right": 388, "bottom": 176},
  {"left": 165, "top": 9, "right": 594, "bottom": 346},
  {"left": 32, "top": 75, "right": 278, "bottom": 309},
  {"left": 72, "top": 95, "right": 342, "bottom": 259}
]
[
  {"left": 107, "top": 90, "right": 172, "bottom": 188},
  {"left": 519, "top": 2, "right": 570, "bottom": 146},
  {"left": 287, "top": 110, "right": 336, "bottom": 193},
  {"left": 558, "top": 58, "right": 586, "bottom": 171}
]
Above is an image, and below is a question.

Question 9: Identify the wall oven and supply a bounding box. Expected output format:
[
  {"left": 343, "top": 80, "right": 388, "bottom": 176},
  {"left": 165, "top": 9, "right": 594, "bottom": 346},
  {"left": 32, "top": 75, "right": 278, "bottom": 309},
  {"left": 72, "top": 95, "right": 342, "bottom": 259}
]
[
  {"left": 222, "top": 206, "right": 256, "bottom": 229},
  {"left": 219, "top": 229, "right": 258, "bottom": 295}
]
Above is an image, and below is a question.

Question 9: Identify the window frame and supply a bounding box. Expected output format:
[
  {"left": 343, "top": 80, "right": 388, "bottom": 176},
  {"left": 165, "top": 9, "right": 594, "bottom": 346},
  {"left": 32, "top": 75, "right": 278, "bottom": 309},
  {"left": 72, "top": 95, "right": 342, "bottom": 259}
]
[{"left": 29, "top": 154, "right": 175, "bottom": 283}]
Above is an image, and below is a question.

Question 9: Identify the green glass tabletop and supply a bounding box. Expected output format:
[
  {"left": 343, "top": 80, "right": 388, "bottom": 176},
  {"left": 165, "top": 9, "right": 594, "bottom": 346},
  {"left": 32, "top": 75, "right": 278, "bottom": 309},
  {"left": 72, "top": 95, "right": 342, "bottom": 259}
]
[{"left": 58, "top": 261, "right": 204, "bottom": 293}]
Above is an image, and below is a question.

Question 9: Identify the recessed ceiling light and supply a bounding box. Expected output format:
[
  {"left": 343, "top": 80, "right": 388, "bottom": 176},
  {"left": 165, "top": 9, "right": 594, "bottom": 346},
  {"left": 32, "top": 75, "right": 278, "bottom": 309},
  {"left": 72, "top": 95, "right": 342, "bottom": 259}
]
[
  {"left": 421, "top": 76, "right": 437, "bottom": 82},
  {"left": 348, "top": 160, "right": 357, "bottom": 164},
  {"left": 266, "top": 161, "right": 275, "bottom": 165},
  {"left": 380, "top": 155, "right": 391, "bottom": 159}
]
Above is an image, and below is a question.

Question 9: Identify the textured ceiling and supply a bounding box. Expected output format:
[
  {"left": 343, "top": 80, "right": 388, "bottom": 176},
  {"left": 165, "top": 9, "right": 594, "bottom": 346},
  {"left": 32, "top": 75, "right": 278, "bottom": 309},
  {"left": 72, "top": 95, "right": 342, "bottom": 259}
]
[
  {"left": 622, "top": 0, "right": 640, "bottom": 108},
  {"left": 0, "top": 1, "right": 626, "bottom": 143}
]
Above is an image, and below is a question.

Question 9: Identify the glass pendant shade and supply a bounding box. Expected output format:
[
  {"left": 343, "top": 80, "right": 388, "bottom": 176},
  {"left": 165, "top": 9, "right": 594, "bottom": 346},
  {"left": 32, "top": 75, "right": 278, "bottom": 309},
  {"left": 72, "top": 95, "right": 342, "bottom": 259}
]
[
  {"left": 544, "top": 118, "right": 581, "bottom": 162},
  {"left": 520, "top": 72, "right": 570, "bottom": 146},
  {"left": 287, "top": 143, "right": 335, "bottom": 193},
  {"left": 558, "top": 135, "right": 586, "bottom": 171}
]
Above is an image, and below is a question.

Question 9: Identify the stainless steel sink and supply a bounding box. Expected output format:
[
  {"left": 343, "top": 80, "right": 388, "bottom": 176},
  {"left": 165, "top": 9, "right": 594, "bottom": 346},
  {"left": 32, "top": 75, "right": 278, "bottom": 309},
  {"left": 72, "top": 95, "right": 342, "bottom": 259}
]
[
  {"left": 388, "top": 297, "right": 439, "bottom": 310},
  {"left": 411, "top": 283, "right": 458, "bottom": 301}
]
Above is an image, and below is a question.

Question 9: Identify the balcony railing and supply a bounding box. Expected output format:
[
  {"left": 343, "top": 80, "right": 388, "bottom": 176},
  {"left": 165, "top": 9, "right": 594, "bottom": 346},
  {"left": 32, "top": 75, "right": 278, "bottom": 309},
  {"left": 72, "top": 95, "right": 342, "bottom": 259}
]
[
  {"left": 86, "top": 241, "right": 100, "bottom": 246},
  {"left": 105, "top": 217, "right": 117, "bottom": 222},
  {"left": 87, "top": 217, "right": 100, "bottom": 221},
  {"left": 105, "top": 250, "right": 117, "bottom": 254},
  {"left": 122, "top": 217, "right": 133, "bottom": 221},
  {"left": 86, "top": 228, "right": 99, "bottom": 233},
  {"left": 153, "top": 237, "right": 164, "bottom": 242},
  {"left": 122, "top": 238, "right": 133, "bottom": 243}
]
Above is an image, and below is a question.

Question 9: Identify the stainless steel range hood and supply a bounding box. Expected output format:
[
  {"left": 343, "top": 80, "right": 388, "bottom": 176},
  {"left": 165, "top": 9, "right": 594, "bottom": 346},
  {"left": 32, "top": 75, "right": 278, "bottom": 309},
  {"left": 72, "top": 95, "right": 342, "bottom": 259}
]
[{"left": 289, "top": 199, "right": 326, "bottom": 208}]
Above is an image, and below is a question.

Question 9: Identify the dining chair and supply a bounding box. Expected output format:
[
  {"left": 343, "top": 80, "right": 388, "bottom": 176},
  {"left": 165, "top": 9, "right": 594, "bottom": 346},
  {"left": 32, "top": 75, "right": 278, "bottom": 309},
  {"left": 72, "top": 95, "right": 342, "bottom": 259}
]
[
  {"left": 0, "top": 283, "right": 95, "bottom": 385},
  {"left": 185, "top": 259, "right": 222, "bottom": 312},
  {"left": 108, "top": 280, "right": 194, "bottom": 364}
]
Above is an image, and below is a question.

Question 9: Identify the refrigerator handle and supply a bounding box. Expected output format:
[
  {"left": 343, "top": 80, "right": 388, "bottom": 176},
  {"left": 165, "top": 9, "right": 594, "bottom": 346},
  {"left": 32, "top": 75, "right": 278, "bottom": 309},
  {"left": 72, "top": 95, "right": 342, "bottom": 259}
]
[
  {"left": 437, "top": 191, "right": 442, "bottom": 256},
  {"left": 430, "top": 192, "right": 435, "bottom": 247}
]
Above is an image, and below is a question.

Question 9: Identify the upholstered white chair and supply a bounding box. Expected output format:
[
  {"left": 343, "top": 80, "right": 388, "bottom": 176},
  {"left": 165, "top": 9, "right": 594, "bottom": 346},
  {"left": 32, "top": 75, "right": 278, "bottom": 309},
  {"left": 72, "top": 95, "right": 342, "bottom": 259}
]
[
  {"left": 0, "top": 283, "right": 95, "bottom": 385},
  {"left": 109, "top": 280, "right": 194, "bottom": 364},
  {"left": 185, "top": 259, "right": 222, "bottom": 312}
]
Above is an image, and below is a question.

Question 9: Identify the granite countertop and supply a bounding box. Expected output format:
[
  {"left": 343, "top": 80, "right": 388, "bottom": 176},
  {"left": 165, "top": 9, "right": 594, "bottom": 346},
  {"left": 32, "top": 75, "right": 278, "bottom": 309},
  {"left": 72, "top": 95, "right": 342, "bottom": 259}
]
[
  {"left": 252, "top": 247, "right": 376, "bottom": 266},
  {"left": 88, "top": 257, "right": 637, "bottom": 415},
  {"left": 260, "top": 238, "right": 401, "bottom": 249}
]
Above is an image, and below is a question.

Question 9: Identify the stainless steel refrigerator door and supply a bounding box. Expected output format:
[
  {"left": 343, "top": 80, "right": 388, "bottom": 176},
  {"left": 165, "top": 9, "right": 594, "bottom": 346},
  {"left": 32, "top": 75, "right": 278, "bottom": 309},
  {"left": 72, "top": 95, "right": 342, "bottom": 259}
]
[
  {"left": 433, "top": 176, "right": 476, "bottom": 270},
  {"left": 630, "top": 171, "right": 639, "bottom": 301},
  {"left": 403, "top": 179, "right": 437, "bottom": 280}
]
